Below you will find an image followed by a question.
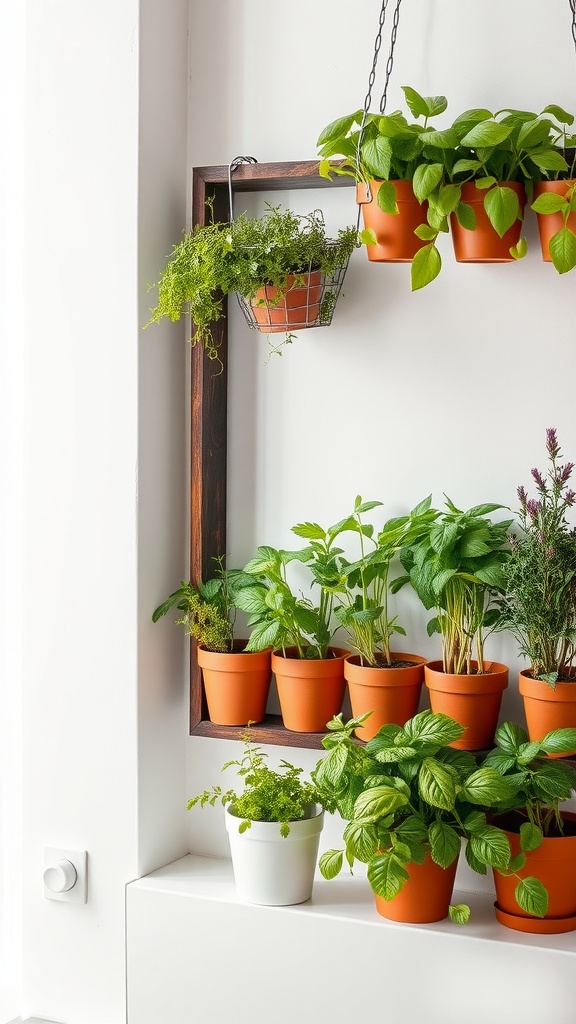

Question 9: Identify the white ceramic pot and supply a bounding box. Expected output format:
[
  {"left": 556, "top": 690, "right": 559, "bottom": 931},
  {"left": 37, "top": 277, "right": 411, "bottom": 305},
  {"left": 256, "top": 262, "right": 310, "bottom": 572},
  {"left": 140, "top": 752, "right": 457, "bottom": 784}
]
[{"left": 225, "top": 804, "right": 324, "bottom": 906}]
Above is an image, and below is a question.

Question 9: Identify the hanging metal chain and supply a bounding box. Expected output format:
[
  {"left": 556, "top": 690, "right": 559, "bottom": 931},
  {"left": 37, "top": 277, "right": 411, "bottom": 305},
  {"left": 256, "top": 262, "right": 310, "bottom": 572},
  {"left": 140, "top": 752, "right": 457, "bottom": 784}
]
[
  {"left": 355, "top": 0, "right": 404, "bottom": 186},
  {"left": 227, "top": 155, "right": 258, "bottom": 223},
  {"left": 379, "top": 0, "right": 404, "bottom": 114}
]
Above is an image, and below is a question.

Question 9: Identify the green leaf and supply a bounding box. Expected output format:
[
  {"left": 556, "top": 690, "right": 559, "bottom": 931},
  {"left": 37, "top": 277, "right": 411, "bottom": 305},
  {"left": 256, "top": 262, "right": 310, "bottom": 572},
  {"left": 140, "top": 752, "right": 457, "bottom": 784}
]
[
  {"left": 454, "top": 202, "right": 476, "bottom": 230},
  {"left": 459, "top": 121, "right": 513, "bottom": 147},
  {"left": 317, "top": 110, "right": 362, "bottom": 147},
  {"left": 343, "top": 820, "right": 379, "bottom": 862},
  {"left": 412, "top": 162, "right": 444, "bottom": 203},
  {"left": 460, "top": 767, "right": 513, "bottom": 805},
  {"left": 314, "top": 743, "right": 349, "bottom": 789},
  {"left": 367, "top": 852, "right": 409, "bottom": 901},
  {"left": 402, "top": 86, "right": 447, "bottom": 120},
  {"left": 434, "top": 184, "right": 462, "bottom": 215},
  {"left": 411, "top": 243, "right": 441, "bottom": 291},
  {"left": 531, "top": 192, "right": 567, "bottom": 215},
  {"left": 517, "top": 118, "right": 555, "bottom": 150},
  {"left": 452, "top": 159, "right": 482, "bottom": 175},
  {"left": 540, "top": 728, "right": 576, "bottom": 755},
  {"left": 421, "top": 127, "right": 459, "bottom": 149},
  {"left": 428, "top": 821, "right": 461, "bottom": 868},
  {"left": 234, "top": 586, "right": 269, "bottom": 614},
  {"left": 474, "top": 175, "right": 497, "bottom": 190},
  {"left": 515, "top": 877, "right": 548, "bottom": 918},
  {"left": 510, "top": 237, "right": 527, "bottom": 260},
  {"left": 484, "top": 186, "right": 520, "bottom": 237},
  {"left": 468, "top": 827, "right": 511, "bottom": 870},
  {"left": 533, "top": 762, "right": 576, "bottom": 801},
  {"left": 529, "top": 148, "right": 570, "bottom": 172},
  {"left": 549, "top": 227, "right": 576, "bottom": 274},
  {"left": 403, "top": 709, "right": 464, "bottom": 746},
  {"left": 319, "top": 849, "right": 344, "bottom": 880},
  {"left": 353, "top": 786, "right": 408, "bottom": 822},
  {"left": 418, "top": 758, "right": 457, "bottom": 810},
  {"left": 542, "top": 104, "right": 574, "bottom": 126},
  {"left": 291, "top": 521, "right": 326, "bottom": 541},
  {"left": 376, "top": 180, "right": 399, "bottom": 215},
  {"left": 363, "top": 136, "right": 393, "bottom": 181},
  {"left": 449, "top": 904, "right": 471, "bottom": 925},
  {"left": 519, "top": 822, "right": 543, "bottom": 853},
  {"left": 508, "top": 853, "right": 526, "bottom": 872},
  {"left": 359, "top": 227, "right": 378, "bottom": 246},
  {"left": 244, "top": 619, "right": 280, "bottom": 651},
  {"left": 494, "top": 721, "right": 528, "bottom": 754},
  {"left": 414, "top": 223, "right": 438, "bottom": 241}
]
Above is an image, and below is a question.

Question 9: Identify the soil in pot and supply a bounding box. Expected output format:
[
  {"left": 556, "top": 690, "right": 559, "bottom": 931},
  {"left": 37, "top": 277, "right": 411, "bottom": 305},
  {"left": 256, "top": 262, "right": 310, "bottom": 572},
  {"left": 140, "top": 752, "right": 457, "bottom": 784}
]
[
  {"left": 374, "top": 851, "right": 458, "bottom": 924},
  {"left": 272, "top": 647, "right": 347, "bottom": 733},
  {"left": 519, "top": 670, "right": 576, "bottom": 754},
  {"left": 424, "top": 660, "right": 508, "bottom": 751},
  {"left": 492, "top": 810, "right": 576, "bottom": 933},
  {"left": 197, "top": 641, "right": 271, "bottom": 726},
  {"left": 344, "top": 653, "right": 426, "bottom": 741},
  {"left": 356, "top": 180, "right": 429, "bottom": 262},
  {"left": 449, "top": 181, "right": 526, "bottom": 262}
]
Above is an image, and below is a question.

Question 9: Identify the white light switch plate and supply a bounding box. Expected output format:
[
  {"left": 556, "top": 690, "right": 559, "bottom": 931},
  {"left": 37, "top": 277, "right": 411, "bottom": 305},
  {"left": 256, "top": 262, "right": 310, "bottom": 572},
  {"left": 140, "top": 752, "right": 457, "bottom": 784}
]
[{"left": 43, "top": 846, "right": 87, "bottom": 903}]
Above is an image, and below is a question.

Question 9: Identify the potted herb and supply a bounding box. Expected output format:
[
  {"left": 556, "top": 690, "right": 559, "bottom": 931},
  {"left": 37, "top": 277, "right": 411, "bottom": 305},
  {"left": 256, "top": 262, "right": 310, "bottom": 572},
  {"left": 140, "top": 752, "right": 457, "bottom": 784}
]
[
  {"left": 483, "top": 721, "right": 576, "bottom": 932},
  {"left": 312, "top": 709, "right": 515, "bottom": 924},
  {"left": 317, "top": 85, "right": 450, "bottom": 282},
  {"left": 146, "top": 202, "right": 358, "bottom": 363},
  {"left": 187, "top": 734, "right": 330, "bottom": 905},
  {"left": 324, "top": 495, "right": 437, "bottom": 740},
  {"left": 235, "top": 523, "right": 354, "bottom": 733},
  {"left": 152, "top": 562, "right": 271, "bottom": 726},
  {"left": 530, "top": 108, "right": 576, "bottom": 273},
  {"left": 395, "top": 497, "right": 512, "bottom": 750},
  {"left": 497, "top": 428, "right": 576, "bottom": 747}
]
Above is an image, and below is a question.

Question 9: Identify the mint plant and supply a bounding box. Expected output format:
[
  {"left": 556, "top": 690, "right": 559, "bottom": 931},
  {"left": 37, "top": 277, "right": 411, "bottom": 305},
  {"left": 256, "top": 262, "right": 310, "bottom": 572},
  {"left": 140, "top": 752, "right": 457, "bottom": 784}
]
[
  {"left": 312, "top": 709, "right": 516, "bottom": 923},
  {"left": 482, "top": 721, "right": 576, "bottom": 916}
]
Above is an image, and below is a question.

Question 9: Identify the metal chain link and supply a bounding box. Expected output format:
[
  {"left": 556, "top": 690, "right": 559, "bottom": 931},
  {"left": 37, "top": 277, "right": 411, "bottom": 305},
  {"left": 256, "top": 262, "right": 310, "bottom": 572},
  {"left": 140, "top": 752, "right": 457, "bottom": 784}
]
[
  {"left": 379, "top": 0, "right": 404, "bottom": 114},
  {"left": 355, "top": 0, "right": 404, "bottom": 190}
]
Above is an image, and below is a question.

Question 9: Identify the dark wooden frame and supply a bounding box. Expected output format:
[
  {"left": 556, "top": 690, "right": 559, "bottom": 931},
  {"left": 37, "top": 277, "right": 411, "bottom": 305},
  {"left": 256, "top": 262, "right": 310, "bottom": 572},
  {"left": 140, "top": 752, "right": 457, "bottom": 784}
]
[{"left": 189, "top": 160, "right": 353, "bottom": 748}]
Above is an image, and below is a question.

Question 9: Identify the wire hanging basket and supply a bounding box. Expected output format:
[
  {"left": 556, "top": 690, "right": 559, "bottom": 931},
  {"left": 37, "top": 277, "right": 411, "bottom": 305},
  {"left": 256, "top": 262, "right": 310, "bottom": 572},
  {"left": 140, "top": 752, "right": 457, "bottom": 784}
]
[{"left": 227, "top": 156, "right": 354, "bottom": 338}]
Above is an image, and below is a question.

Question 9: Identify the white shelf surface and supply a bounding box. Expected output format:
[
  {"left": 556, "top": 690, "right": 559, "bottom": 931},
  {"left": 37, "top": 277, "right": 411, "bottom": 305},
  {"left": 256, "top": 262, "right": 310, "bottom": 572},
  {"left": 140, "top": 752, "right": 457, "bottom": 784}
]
[{"left": 127, "top": 854, "right": 576, "bottom": 1024}]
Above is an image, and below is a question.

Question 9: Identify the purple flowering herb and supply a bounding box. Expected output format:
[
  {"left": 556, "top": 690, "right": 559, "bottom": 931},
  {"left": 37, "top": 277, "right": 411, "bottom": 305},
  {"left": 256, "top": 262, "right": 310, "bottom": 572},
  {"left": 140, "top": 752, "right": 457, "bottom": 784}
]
[
  {"left": 566, "top": 489, "right": 576, "bottom": 507},
  {"left": 526, "top": 499, "right": 541, "bottom": 521},
  {"left": 546, "top": 427, "right": 560, "bottom": 458},
  {"left": 531, "top": 467, "right": 547, "bottom": 493},
  {"left": 517, "top": 485, "right": 527, "bottom": 508}
]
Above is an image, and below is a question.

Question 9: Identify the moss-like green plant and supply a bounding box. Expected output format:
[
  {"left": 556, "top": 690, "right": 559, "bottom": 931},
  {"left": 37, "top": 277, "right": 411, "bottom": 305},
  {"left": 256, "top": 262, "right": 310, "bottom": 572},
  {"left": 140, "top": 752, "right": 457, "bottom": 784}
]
[
  {"left": 187, "top": 736, "right": 330, "bottom": 837},
  {"left": 146, "top": 202, "right": 358, "bottom": 362}
]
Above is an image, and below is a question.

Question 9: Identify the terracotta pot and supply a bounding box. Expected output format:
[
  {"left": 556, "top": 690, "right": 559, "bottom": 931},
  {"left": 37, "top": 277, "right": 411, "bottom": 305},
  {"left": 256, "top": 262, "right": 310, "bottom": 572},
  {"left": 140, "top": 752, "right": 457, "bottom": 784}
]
[
  {"left": 449, "top": 181, "right": 526, "bottom": 262},
  {"left": 271, "top": 647, "right": 348, "bottom": 733},
  {"left": 533, "top": 179, "right": 576, "bottom": 261},
  {"left": 374, "top": 851, "right": 458, "bottom": 924},
  {"left": 356, "top": 180, "right": 429, "bottom": 262},
  {"left": 492, "top": 811, "right": 576, "bottom": 933},
  {"left": 344, "top": 653, "right": 426, "bottom": 741},
  {"left": 248, "top": 271, "right": 322, "bottom": 333},
  {"left": 197, "top": 641, "right": 271, "bottom": 726},
  {"left": 424, "top": 660, "right": 508, "bottom": 751},
  {"left": 519, "top": 670, "right": 576, "bottom": 754}
]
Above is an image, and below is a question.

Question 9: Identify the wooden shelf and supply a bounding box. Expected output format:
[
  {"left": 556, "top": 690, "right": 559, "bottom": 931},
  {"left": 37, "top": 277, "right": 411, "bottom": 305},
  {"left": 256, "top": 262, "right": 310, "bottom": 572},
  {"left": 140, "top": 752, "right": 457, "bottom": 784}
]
[
  {"left": 190, "top": 715, "right": 331, "bottom": 749},
  {"left": 189, "top": 160, "right": 353, "bottom": 741}
]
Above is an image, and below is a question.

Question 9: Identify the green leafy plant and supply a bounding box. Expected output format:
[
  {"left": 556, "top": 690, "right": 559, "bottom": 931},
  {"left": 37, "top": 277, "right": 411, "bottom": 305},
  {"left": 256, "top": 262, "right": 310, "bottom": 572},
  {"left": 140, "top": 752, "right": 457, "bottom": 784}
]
[
  {"left": 312, "top": 708, "right": 516, "bottom": 922},
  {"left": 482, "top": 721, "right": 576, "bottom": 916},
  {"left": 152, "top": 558, "right": 253, "bottom": 653},
  {"left": 234, "top": 510, "right": 358, "bottom": 659},
  {"left": 395, "top": 498, "right": 512, "bottom": 674},
  {"left": 187, "top": 735, "right": 329, "bottom": 836},
  {"left": 322, "top": 495, "right": 438, "bottom": 667},
  {"left": 146, "top": 202, "right": 358, "bottom": 362},
  {"left": 498, "top": 428, "right": 576, "bottom": 686},
  {"left": 317, "top": 90, "right": 574, "bottom": 289}
]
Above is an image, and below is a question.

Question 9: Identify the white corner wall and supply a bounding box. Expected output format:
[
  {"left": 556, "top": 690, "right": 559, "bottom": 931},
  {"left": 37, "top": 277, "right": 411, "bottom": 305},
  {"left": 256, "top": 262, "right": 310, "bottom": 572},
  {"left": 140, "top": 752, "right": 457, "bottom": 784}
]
[{"left": 19, "top": 1, "right": 189, "bottom": 1022}]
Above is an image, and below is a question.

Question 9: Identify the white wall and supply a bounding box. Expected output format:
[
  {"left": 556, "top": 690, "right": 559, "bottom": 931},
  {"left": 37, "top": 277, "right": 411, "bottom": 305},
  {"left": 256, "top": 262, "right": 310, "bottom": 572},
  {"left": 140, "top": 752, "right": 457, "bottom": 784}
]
[
  {"left": 185, "top": 0, "right": 576, "bottom": 854},
  {"left": 18, "top": 2, "right": 189, "bottom": 1022}
]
